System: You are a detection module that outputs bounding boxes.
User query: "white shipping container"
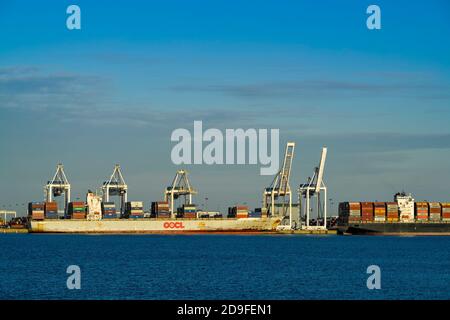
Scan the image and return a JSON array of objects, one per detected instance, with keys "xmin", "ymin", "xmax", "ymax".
[
  {"xmin": 130, "ymin": 201, "xmax": 143, "ymax": 207},
  {"xmin": 429, "ymin": 203, "xmax": 440, "ymax": 208}
]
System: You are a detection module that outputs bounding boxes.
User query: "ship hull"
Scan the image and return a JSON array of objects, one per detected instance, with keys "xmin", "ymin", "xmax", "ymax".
[
  {"xmin": 29, "ymin": 218, "xmax": 282, "ymax": 234},
  {"xmin": 338, "ymin": 222, "xmax": 450, "ymax": 235}
]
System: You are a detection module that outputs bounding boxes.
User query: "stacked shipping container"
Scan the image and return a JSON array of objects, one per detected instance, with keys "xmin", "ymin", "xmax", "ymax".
[
  {"xmin": 28, "ymin": 202, "xmax": 45, "ymax": 220},
  {"xmin": 44, "ymin": 202, "xmax": 58, "ymax": 219},
  {"xmin": 361, "ymin": 202, "xmax": 374, "ymax": 222},
  {"xmin": 151, "ymin": 201, "xmax": 170, "ymax": 218},
  {"xmin": 386, "ymin": 202, "xmax": 399, "ymax": 222},
  {"xmin": 180, "ymin": 204, "xmax": 197, "ymax": 219},
  {"xmin": 374, "ymin": 202, "xmax": 386, "ymax": 222},
  {"xmin": 125, "ymin": 201, "xmax": 144, "ymax": 218},
  {"xmin": 338, "ymin": 202, "xmax": 361, "ymax": 223},
  {"xmin": 69, "ymin": 202, "xmax": 86, "ymax": 219},
  {"xmin": 227, "ymin": 206, "xmax": 248, "ymax": 218},
  {"xmin": 348, "ymin": 202, "xmax": 361, "ymax": 223},
  {"xmin": 442, "ymin": 203, "xmax": 450, "ymax": 221},
  {"xmin": 415, "ymin": 202, "xmax": 429, "ymax": 221},
  {"xmin": 102, "ymin": 202, "xmax": 117, "ymax": 219},
  {"xmin": 429, "ymin": 202, "xmax": 441, "ymax": 221}
]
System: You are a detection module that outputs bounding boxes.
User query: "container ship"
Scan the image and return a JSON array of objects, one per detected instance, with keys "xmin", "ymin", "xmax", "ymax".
[
  {"xmin": 28, "ymin": 196, "xmax": 282, "ymax": 234},
  {"xmin": 337, "ymin": 193, "xmax": 450, "ymax": 235},
  {"xmin": 29, "ymin": 217, "xmax": 282, "ymax": 234}
]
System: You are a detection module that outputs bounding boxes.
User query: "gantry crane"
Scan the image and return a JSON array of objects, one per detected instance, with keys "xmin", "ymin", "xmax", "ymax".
[
  {"xmin": 298, "ymin": 147, "xmax": 328, "ymax": 230},
  {"xmin": 165, "ymin": 169, "xmax": 197, "ymax": 218},
  {"xmin": 263, "ymin": 142, "xmax": 295, "ymax": 228},
  {"xmin": 44, "ymin": 163, "xmax": 71, "ymax": 214},
  {"xmin": 102, "ymin": 164, "xmax": 127, "ymax": 215}
]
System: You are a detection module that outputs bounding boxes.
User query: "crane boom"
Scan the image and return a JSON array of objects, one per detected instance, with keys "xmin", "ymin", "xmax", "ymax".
[
  {"xmin": 280, "ymin": 142, "xmax": 295, "ymax": 194},
  {"xmin": 314, "ymin": 147, "xmax": 327, "ymax": 194}
]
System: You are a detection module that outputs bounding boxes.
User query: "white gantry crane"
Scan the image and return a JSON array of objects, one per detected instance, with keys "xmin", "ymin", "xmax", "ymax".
[
  {"xmin": 44, "ymin": 163, "xmax": 71, "ymax": 214},
  {"xmin": 263, "ymin": 142, "xmax": 295, "ymax": 229},
  {"xmin": 298, "ymin": 147, "xmax": 328, "ymax": 230},
  {"xmin": 165, "ymin": 169, "xmax": 197, "ymax": 218},
  {"xmin": 102, "ymin": 164, "xmax": 127, "ymax": 215}
]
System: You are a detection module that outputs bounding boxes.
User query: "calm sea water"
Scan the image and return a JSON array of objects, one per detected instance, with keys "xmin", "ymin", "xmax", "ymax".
[{"xmin": 0, "ymin": 234, "xmax": 449, "ymax": 300}]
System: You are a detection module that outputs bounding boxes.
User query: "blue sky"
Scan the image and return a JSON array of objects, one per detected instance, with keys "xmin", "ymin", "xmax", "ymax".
[{"xmin": 1, "ymin": 0, "xmax": 450, "ymax": 214}]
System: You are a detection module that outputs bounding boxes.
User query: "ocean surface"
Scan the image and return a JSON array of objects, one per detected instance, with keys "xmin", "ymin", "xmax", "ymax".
[{"xmin": 0, "ymin": 234, "xmax": 449, "ymax": 300}]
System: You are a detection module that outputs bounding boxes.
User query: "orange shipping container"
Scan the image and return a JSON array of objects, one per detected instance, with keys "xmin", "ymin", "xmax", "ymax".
[
  {"xmin": 361, "ymin": 202, "xmax": 373, "ymax": 207},
  {"xmin": 416, "ymin": 202, "xmax": 428, "ymax": 207},
  {"xmin": 71, "ymin": 213, "xmax": 86, "ymax": 219},
  {"xmin": 31, "ymin": 212, "xmax": 45, "ymax": 220},
  {"xmin": 45, "ymin": 202, "xmax": 58, "ymax": 208}
]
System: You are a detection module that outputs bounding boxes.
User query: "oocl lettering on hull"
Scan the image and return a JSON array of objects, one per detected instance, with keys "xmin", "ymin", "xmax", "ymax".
[{"xmin": 163, "ymin": 222, "xmax": 185, "ymax": 229}]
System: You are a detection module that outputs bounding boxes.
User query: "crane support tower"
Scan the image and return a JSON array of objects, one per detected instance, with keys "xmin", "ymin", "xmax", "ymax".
[
  {"xmin": 0, "ymin": 211, "xmax": 16, "ymax": 224},
  {"xmin": 44, "ymin": 163, "xmax": 71, "ymax": 214},
  {"xmin": 298, "ymin": 147, "xmax": 328, "ymax": 230},
  {"xmin": 165, "ymin": 169, "xmax": 197, "ymax": 218},
  {"xmin": 102, "ymin": 164, "xmax": 128, "ymax": 215},
  {"xmin": 263, "ymin": 142, "xmax": 295, "ymax": 229}
]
